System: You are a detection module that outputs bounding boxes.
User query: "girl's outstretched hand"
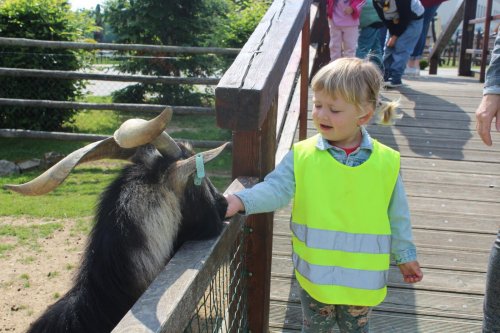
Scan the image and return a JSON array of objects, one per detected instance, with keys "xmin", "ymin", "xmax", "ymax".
[
  {"xmin": 398, "ymin": 261, "xmax": 423, "ymax": 283},
  {"xmin": 224, "ymin": 194, "xmax": 244, "ymax": 218}
]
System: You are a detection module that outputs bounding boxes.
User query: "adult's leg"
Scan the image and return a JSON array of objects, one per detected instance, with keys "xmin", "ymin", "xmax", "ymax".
[
  {"xmin": 388, "ymin": 18, "xmax": 423, "ymax": 84},
  {"xmin": 356, "ymin": 26, "xmax": 384, "ymax": 72},
  {"xmin": 342, "ymin": 26, "xmax": 359, "ymax": 58},
  {"xmin": 410, "ymin": 4, "xmax": 440, "ymax": 60},
  {"xmin": 483, "ymin": 230, "xmax": 500, "ymax": 333},
  {"xmin": 299, "ymin": 287, "xmax": 338, "ymax": 333}
]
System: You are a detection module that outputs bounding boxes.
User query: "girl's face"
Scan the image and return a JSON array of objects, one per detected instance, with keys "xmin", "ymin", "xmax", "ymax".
[{"xmin": 312, "ymin": 89, "xmax": 371, "ymax": 148}]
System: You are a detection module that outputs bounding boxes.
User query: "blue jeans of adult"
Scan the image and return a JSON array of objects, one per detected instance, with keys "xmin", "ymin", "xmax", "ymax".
[
  {"xmin": 383, "ymin": 18, "xmax": 423, "ymax": 84},
  {"xmin": 483, "ymin": 230, "xmax": 500, "ymax": 332},
  {"xmin": 356, "ymin": 25, "xmax": 384, "ymax": 72},
  {"xmin": 410, "ymin": 4, "xmax": 440, "ymax": 60}
]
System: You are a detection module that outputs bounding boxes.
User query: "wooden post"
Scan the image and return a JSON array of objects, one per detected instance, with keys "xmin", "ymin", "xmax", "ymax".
[
  {"xmin": 480, "ymin": 0, "xmax": 493, "ymax": 83},
  {"xmin": 216, "ymin": 2, "xmax": 312, "ymax": 331},
  {"xmin": 310, "ymin": 0, "xmax": 330, "ymax": 79},
  {"xmin": 300, "ymin": 9, "xmax": 310, "ymax": 141},
  {"xmin": 458, "ymin": 0, "xmax": 477, "ymax": 77},
  {"xmin": 429, "ymin": 0, "xmax": 464, "ymax": 74}
]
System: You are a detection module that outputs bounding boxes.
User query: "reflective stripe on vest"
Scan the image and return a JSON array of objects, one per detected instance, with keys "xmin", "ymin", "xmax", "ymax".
[{"xmin": 292, "ymin": 134, "xmax": 400, "ymax": 306}]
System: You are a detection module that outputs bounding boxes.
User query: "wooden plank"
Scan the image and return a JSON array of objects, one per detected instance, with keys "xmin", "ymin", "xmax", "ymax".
[
  {"xmin": 276, "ymin": 44, "xmax": 318, "ymax": 164},
  {"xmin": 269, "ymin": 302, "xmax": 482, "ymax": 332},
  {"xmin": 0, "ymin": 67, "xmax": 219, "ymax": 85},
  {"xmin": 0, "ymin": 36, "xmax": 240, "ymax": 55},
  {"xmin": 272, "ymin": 236, "xmax": 490, "ymax": 273},
  {"xmin": 270, "ymin": 257, "xmax": 486, "ymax": 295},
  {"xmin": 269, "ymin": 277, "xmax": 484, "ymax": 320},
  {"xmin": 272, "ymin": 205, "xmax": 498, "ymax": 235},
  {"xmin": 429, "ymin": 0, "xmax": 465, "ymax": 74}
]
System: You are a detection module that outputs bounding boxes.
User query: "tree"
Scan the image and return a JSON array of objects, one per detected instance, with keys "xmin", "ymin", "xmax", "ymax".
[
  {"xmin": 104, "ymin": 0, "xmax": 270, "ymax": 106},
  {"xmin": 0, "ymin": 0, "xmax": 96, "ymax": 130}
]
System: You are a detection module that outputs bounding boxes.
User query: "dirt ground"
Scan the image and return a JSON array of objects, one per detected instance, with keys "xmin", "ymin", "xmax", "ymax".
[{"xmin": 0, "ymin": 216, "xmax": 87, "ymax": 333}]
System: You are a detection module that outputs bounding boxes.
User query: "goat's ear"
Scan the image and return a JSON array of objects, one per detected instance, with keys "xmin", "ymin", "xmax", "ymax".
[
  {"xmin": 4, "ymin": 138, "xmax": 136, "ymax": 196},
  {"xmin": 167, "ymin": 142, "xmax": 229, "ymax": 195}
]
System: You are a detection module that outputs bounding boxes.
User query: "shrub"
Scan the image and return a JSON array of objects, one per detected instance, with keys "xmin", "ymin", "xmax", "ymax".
[
  {"xmin": 419, "ymin": 59, "xmax": 429, "ymax": 70},
  {"xmin": 0, "ymin": 0, "xmax": 95, "ymax": 130}
]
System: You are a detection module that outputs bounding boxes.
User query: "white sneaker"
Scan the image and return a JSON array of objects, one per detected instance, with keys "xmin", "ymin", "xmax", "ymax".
[{"xmin": 404, "ymin": 67, "xmax": 420, "ymax": 77}]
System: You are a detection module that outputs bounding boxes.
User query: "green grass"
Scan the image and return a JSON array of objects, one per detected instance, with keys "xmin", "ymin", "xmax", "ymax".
[
  {"xmin": 0, "ymin": 165, "xmax": 123, "ymax": 218},
  {"xmin": 0, "ymin": 105, "xmax": 233, "ymax": 221}
]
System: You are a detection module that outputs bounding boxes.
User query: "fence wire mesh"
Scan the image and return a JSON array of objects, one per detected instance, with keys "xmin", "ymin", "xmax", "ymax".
[{"xmin": 183, "ymin": 226, "xmax": 248, "ymax": 333}]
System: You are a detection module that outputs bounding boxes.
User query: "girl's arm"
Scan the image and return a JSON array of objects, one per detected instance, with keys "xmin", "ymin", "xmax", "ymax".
[
  {"xmin": 389, "ymin": 175, "xmax": 423, "ymax": 283},
  {"xmin": 225, "ymin": 151, "xmax": 295, "ymax": 218},
  {"xmin": 388, "ymin": 175, "xmax": 416, "ymax": 263}
]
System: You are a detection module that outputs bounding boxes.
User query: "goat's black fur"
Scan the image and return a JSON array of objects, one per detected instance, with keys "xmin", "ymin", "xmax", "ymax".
[{"xmin": 26, "ymin": 144, "xmax": 227, "ymax": 333}]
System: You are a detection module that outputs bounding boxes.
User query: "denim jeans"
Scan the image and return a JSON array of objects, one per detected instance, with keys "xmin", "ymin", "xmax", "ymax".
[
  {"xmin": 483, "ymin": 230, "xmax": 500, "ymax": 332},
  {"xmin": 356, "ymin": 25, "xmax": 384, "ymax": 72},
  {"xmin": 383, "ymin": 18, "xmax": 423, "ymax": 84},
  {"xmin": 410, "ymin": 4, "xmax": 441, "ymax": 60}
]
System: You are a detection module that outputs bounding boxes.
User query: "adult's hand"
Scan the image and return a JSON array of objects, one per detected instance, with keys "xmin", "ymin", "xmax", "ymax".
[{"xmin": 476, "ymin": 94, "xmax": 500, "ymax": 146}]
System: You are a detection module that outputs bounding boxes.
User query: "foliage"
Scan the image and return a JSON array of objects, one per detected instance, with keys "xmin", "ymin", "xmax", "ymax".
[
  {"xmin": 419, "ymin": 59, "xmax": 429, "ymax": 70},
  {"xmin": 209, "ymin": 0, "xmax": 272, "ymax": 48},
  {"xmin": 0, "ymin": 0, "xmax": 96, "ymax": 130},
  {"xmin": 103, "ymin": 0, "xmax": 270, "ymax": 106}
]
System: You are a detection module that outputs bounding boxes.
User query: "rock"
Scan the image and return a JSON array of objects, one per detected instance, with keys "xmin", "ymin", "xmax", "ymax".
[
  {"xmin": 0, "ymin": 160, "xmax": 20, "ymax": 177},
  {"xmin": 17, "ymin": 159, "xmax": 40, "ymax": 172}
]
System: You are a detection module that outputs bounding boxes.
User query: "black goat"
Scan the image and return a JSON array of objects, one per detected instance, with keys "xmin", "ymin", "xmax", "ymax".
[{"xmin": 5, "ymin": 109, "xmax": 228, "ymax": 333}]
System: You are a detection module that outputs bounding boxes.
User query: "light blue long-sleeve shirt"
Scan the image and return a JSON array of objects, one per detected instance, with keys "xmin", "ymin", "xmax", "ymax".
[{"xmin": 235, "ymin": 127, "xmax": 417, "ymax": 264}]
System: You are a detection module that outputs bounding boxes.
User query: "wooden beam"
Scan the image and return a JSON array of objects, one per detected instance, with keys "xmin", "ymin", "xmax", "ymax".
[
  {"xmin": 459, "ymin": 0, "xmax": 478, "ymax": 77},
  {"xmin": 0, "ymin": 36, "xmax": 240, "ymax": 55},
  {"xmin": 0, "ymin": 98, "xmax": 213, "ymax": 114},
  {"xmin": 0, "ymin": 67, "xmax": 219, "ymax": 85},
  {"xmin": 429, "ymin": 1, "xmax": 464, "ymax": 74}
]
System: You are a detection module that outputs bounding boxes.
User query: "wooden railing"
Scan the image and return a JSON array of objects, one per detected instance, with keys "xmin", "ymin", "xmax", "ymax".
[
  {"xmin": 112, "ymin": 0, "xmax": 325, "ymax": 331},
  {"xmin": 215, "ymin": 0, "xmax": 313, "ymax": 331},
  {"xmin": 0, "ymin": 37, "xmax": 238, "ymax": 147},
  {"xmin": 458, "ymin": 0, "xmax": 498, "ymax": 82}
]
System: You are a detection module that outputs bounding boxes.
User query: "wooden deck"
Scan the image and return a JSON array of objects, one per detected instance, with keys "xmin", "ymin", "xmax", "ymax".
[{"xmin": 268, "ymin": 71, "xmax": 500, "ymax": 332}]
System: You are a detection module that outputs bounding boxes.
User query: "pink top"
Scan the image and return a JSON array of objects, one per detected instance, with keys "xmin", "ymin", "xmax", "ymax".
[{"xmin": 327, "ymin": 0, "xmax": 366, "ymax": 27}]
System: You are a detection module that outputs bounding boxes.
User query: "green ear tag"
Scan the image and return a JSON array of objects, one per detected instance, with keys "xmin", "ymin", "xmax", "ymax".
[{"xmin": 194, "ymin": 153, "xmax": 205, "ymax": 186}]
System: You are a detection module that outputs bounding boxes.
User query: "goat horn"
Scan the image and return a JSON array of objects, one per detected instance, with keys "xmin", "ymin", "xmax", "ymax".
[
  {"xmin": 113, "ymin": 107, "xmax": 182, "ymax": 158},
  {"xmin": 171, "ymin": 142, "xmax": 230, "ymax": 178},
  {"xmin": 4, "ymin": 138, "xmax": 136, "ymax": 196}
]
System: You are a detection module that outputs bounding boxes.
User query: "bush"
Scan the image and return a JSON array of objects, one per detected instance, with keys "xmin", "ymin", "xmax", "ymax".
[
  {"xmin": 419, "ymin": 59, "xmax": 429, "ymax": 70},
  {"xmin": 0, "ymin": 0, "xmax": 95, "ymax": 130}
]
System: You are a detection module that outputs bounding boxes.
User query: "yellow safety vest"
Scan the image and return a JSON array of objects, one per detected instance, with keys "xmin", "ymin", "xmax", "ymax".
[{"xmin": 292, "ymin": 134, "xmax": 400, "ymax": 306}]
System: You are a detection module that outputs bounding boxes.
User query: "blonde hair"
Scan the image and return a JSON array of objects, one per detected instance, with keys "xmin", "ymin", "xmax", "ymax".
[{"xmin": 311, "ymin": 57, "xmax": 401, "ymax": 125}]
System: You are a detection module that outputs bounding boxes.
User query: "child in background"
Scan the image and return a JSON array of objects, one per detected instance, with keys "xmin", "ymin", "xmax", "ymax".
[
  {"xmin": 225, "ymin": 58, "xmax": 423, "ymax": 332},
  {"xmin": 373, "ymin": 0, "xmax": 424, "ymax": 88},
  {"xmin": 327, "ymin": 0, "xmax": 366, "ymax": 61},
  {"xmin": 356, "ymin": 0, "xmax": 386, "ymax": 72}
]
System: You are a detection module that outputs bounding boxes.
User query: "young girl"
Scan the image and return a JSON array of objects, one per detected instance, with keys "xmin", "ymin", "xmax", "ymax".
[
  {"xmin": 327, "ymin": 0, "xmax": 366, "ymax": 61},
  {"xmin": 225, "ymin": 58, "xmax": 423, "ymax": 332}
]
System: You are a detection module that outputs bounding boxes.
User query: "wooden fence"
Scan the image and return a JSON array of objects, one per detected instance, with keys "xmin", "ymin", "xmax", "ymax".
[
  {"xmin": 113, "ymin": 0, "xmax": 326, "ymax": 331},
  {"xmin": 1, "ymin": 0, "xmax": 327, "ymax": 330},
  {"xmin": 0, "ymin": 36, "xmax": 239, "ymax": 147}
]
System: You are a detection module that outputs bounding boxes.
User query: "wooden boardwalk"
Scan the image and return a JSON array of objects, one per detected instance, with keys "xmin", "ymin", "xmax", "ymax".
[{"xmin": 268, "ymin": 71, "xmax": 500, "ymax": 332}]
